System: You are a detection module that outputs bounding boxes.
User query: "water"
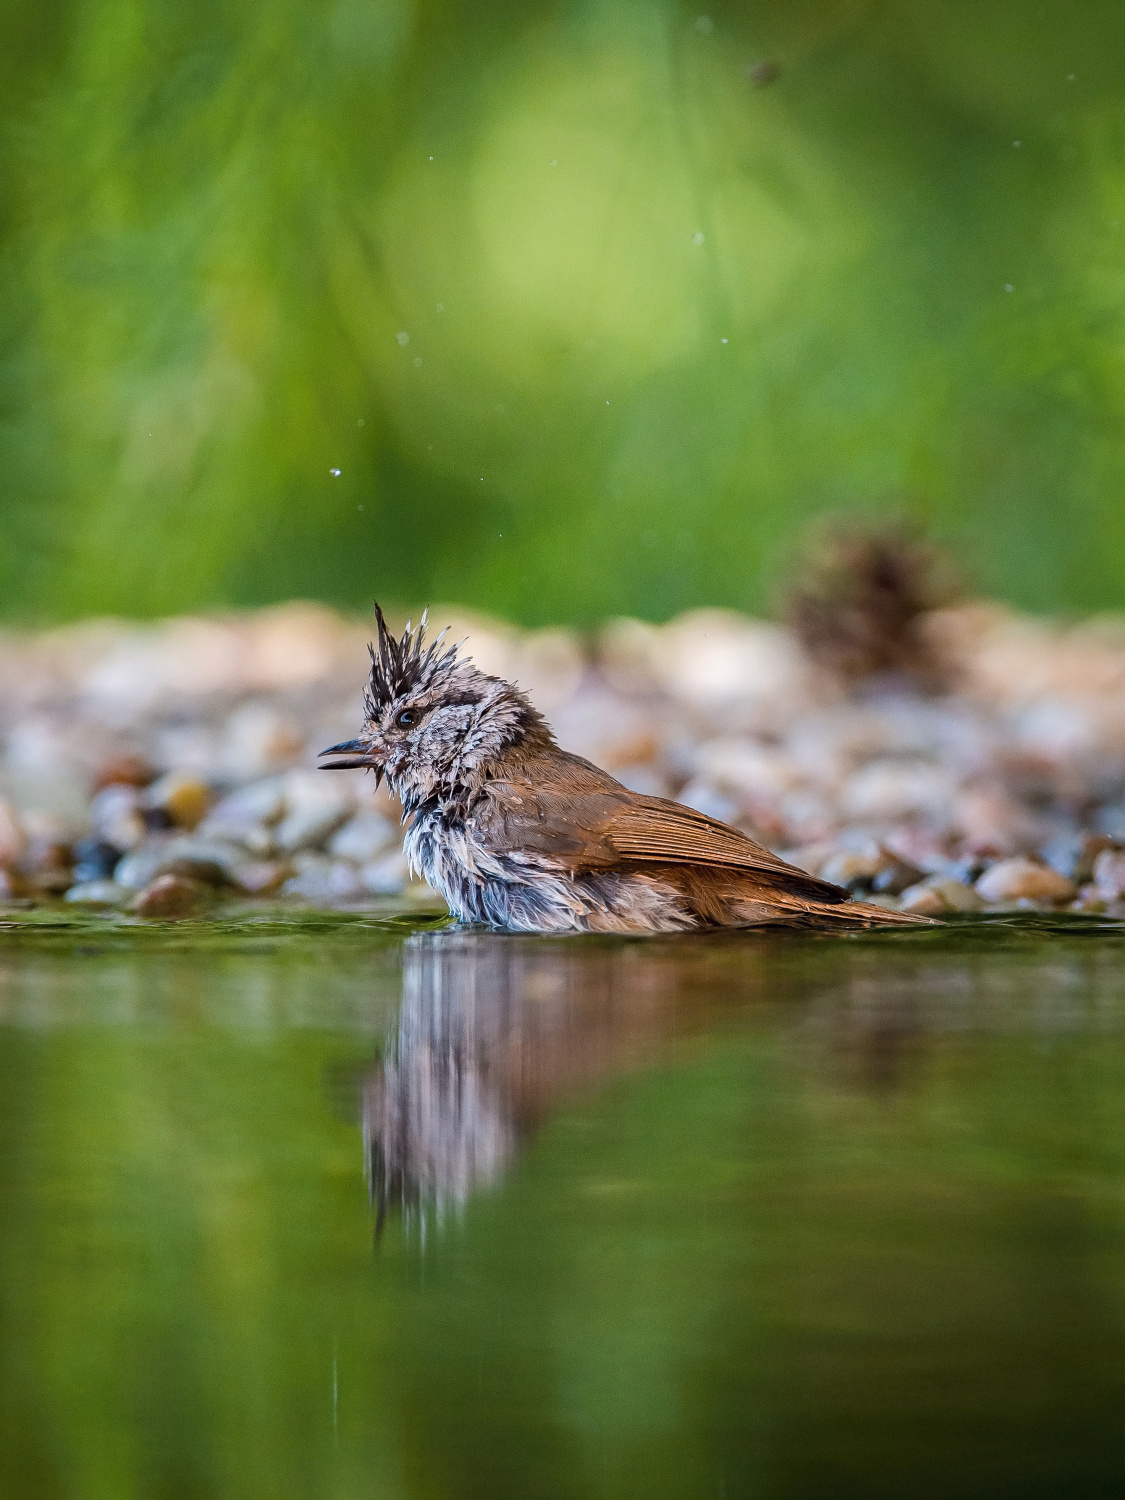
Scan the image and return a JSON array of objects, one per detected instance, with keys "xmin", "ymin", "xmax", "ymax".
[{"xmin": 1, "ymin": 910, "xmax": 1124, "ymax": 1498}]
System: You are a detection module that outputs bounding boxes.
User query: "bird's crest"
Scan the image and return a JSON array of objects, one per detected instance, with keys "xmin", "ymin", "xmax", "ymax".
[{"xmin": 366, "ymin": 605, "xmax": 462, "ymax": 715}]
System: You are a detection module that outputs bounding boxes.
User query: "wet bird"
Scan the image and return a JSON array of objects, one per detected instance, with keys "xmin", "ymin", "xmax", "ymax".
[{"xmin": 319, "ymin": 608, "xmax": 933, "ymax": 934}]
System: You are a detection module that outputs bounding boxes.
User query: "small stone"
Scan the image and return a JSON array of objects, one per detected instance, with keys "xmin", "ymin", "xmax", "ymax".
[
  {"xmin": 282, "ymin": 858, "xmax": 365, "ymax": 902},
  {"xmin": 360, "ymin": 851, "xmax": 411, "ymax": 895},
  {"xmin": 91, "ymin": 753, "xmax": 154, "ymax": 791},
  {"xmin": 0, "ymin": 868, "xmax": 29, "ymax": 901},
  {"xmin": 1040, "ymin": 832, "xmax": 1115, "ymax": 883},
  {"xmin": 142, "ymin": 771, "xmax": 212, "ymax": 830},
  {"xmin": 232, "ymin": 860, "xmax": 292, "ymax": 895},
  {"xmin": 273, "ymin": 771, "xmax": 353, "ymax": 852},
  {"xmin": 1094, "ymin": 805, "xmax": 1125, "ymax": 841},
  {"xmin": 112, "ymin": 843, "xmax": 173, "ymax": 891},
  {"xmin": 0, "ymin": 797, "xmax": 27, "ymax": 868},
  {"xmin": 328, "ymin": 811, "xmax": 399, "ymax": 863},
  {"xmin": 1071, "ymin": 890, "xmax": 1109, "ymax": 913},
  {"xmin": 899, "ymin": 883, "xmax": 949, "ymax": 916},
  {"xmin": 923, "ymin": 876, "xmax": 983, "ymax": 912},
  {"xmin": 219, "ymin": 702, "xmax": 304, "ymax": 779},
  {"xmin": 88, "ymin": 784, "xmax": 147, "ymax": 850},
  {"xmin": 975, "ymin": 857, "xmax": 1077, "ymax": 906},
  {"xmin": 842, "ymin": 760, "xmax": 957, "ymax": 824},
  {"xmin": 65, "ymin": 880, "xmax": 130, "ymax": 906},
  {"xmin": 19, "ymin": 835, "xmax": 74, "ymax": 893},
  {"xmin": 819, "ymin": 849, "xmax": 884, "ymax": 891},
  {"xmin": 871, "ymin": 858, "xmax": 925, "ymax": 895},
  {"xmin": 1092, "ymin": 849, "xmax": 1125, "ymax": 900},
  {"xmin": 133, "ymin": 874, "xmax": 207, "ymax": 919},
  {"xmin": 113, "ymin": 836, "xmax": 241, "ymax": 890},
  {"xmin": 71, "ymin": 836, "xmax": 123, "ymax": 883},
  {"xmin": 196, "ymin": 778, "xmax": 284, "ymax": 854}
]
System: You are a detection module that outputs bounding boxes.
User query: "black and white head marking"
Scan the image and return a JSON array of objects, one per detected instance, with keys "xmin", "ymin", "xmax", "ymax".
[{"xmin": 321, "ymin": 605, "xmax": 549, "ymax": 805}]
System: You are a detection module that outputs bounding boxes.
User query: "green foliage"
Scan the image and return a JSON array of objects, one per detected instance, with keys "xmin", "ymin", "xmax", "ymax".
[{"xmin": 3, "ymin": 0, "xmax": 1125, "ymax": 622}]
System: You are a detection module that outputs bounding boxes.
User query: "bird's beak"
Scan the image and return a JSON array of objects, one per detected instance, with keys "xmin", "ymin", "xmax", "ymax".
[{"xmin": 318, "ymin": 739, "xmax": 384, "ymax": 787}]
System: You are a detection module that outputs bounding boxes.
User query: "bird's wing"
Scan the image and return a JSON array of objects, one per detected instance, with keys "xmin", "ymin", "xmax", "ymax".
[{"xmin": 479, "ymin": 767, "xmax": 846, "ymax": 903}]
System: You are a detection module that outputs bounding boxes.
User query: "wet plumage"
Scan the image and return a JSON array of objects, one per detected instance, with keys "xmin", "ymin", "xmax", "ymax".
[{"xmin": 319, "ymin": 608, "xmax": 933, "ymax": 934}]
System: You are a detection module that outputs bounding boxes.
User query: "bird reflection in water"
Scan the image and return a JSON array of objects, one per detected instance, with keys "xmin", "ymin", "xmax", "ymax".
[
  {"xmin": 359, "ymin": 926, "xmax": 943, "ymax": 1233},
  {"xmin": 361, "ymin": 930, "xmax": 721, "ymax": 1233}
]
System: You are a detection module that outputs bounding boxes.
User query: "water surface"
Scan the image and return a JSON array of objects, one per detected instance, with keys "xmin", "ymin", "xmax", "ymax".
[{"xmin": 1, "ymin": 910, "xmax": 1124, "ymax": 1498}]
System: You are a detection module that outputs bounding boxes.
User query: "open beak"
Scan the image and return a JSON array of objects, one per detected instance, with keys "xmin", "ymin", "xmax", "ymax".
[{"xmin": 318, "ymin": 739, "xmax": 383, "ymax": 787}]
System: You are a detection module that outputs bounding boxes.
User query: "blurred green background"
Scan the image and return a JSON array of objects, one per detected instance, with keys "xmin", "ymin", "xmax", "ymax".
[{"xmin": 3, "ymin": 0, "xmax": 1125, "ymax": 626}]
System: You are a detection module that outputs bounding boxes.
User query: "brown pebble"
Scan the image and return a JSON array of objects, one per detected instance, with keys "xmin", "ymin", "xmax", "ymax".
[
  {"xmin": 92, "ymin": 753, "xmax": 155, "ymax": 792},
  {"xmin": 132, "ymin": 874, "xmax": 206, "ymax": 919},
  {"xmin": 899, "ymin": 883, "xmax": 949, "ymax": 916},
  {"xmin": 975, "ymin": 857, "xmax": 1077, "ymax": 906},
  {"xmin": 0, "ymin": 868, "xmax": 29, "ymax": 901}
]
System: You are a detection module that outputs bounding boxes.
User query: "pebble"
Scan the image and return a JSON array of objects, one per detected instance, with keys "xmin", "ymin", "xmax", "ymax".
[
  {"xmin": 133, "ymin": 874, "xmax": 208, "ymax": 919},
  {"xmin": 88, "ymin": 784, "xmax": 147, "ymax": 851},
  {"xmin": 71, "ymin": 837, "xmax": 124, "ymax": 883},
  {"xmin": 65, "ymin": 880, "xmax": 130, "ymax": 906},
  {"xmin": 282, "ymin": 857, "xmax": 365, "ymax": 902},
  {"xmin": 1092, "ymin": 849, "xmax": 1125, "ymax": 900},
  {"xmin": 91, "ymin": 753, "xmax": 154, "ymax": 792},
  {"xmin": 113, "ymin": 836, "xmax": 243, "ymax": 890},
  {"xmin": 327, "ymin": 811, "xmax": 399, "ymax": 863},
  {"xmin": 899, "ymin": 875, "xmax": 983, "ymax": 914},
  {"xmin": 141, "ymin": 771, "xmax": 212, "ymax": 830},
  {"xmin": 359, "ymin": 851, "xmax": 411, "ymax": 895},
  {"xmin": 0, "ymin": 797, "xmax": 27, "ymax": 867},
  {"xmin": 899, "ymin": 883, "xmax": 949, "ymax": 916},
  {"xmin": 819, "ymin": 849, "xmax": 885, "ymax": 891},
  {"xmin": 974, "ymin": 858, "xmax": 1077, "ymax": 906},
  {"xmin": 273, "ymin": 771, "xmax": 353, "ymax": 852}
]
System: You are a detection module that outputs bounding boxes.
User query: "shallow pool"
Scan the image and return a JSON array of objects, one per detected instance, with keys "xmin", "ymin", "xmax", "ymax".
[{"xmin": 1, "ymin": 909, "xmax": 1123, "ymax": 1498}]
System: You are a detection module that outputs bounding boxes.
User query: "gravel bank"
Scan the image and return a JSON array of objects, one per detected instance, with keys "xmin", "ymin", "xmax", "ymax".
[{"xmin": 3, "ymin": 600, "xmax": 1125, "ymax": 919}]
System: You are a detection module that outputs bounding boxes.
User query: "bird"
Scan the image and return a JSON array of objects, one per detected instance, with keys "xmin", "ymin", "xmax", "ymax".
[{"xmin": 319, "ymin": 607, "xmax": 934, "ymax": 935}]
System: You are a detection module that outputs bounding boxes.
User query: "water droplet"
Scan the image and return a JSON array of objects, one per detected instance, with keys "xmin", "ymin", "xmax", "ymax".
[
  {"xmin": 1013, "ymin": 140, "xmax": 1021, "ymax": 148},
  {"xmin": 435, "ymin": 302, "xmax": 444, "ymax": 312},
  {"xmin": 414, "ymin": 357, "xmax": 422, "ymax": 367},
  {"xmin": 357, "ymin": 418, "xmax": 365, "ymax": 427},
  {"xmin": 396, "ymin": 331, "xmax": 410, "ymax": 346},
  {"xmin": 330, "ymin": 468, "xmax": 342, "ymax": 476},
  {"xmin": 550, "ymin": 159, "xmax": 558, "ymax": 167},
  {"xmin": 428, "ymin": 155, "xmax": 434, "ymax": 161},
  {"xmin": 1004, "ymin": 284, "xmax": 1014, "ymax": 293},
  {"xmin": 692, "ymin": 231, "xmax": 705, "ymax": 245},
  {"xmin": 357, "ymin": 504, "xmax": 364, "ymax": 511},
  {"xmin": 1067, "ymin": 73, "xmax": 1076, "ymax": 82},
  {"xmin": 721, "ymin": 337, "xmax": 728, "ymax": 344},
  {"xmin": 695, "ymin": 15, "xmax": 714, "ymax": 33}
]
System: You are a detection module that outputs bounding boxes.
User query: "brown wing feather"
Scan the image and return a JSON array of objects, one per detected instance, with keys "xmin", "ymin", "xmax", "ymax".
[
  {"xmin": 481, "ymin": 754, "xmax": 847, "ymax": 905},
  {"xmin": 604, "ymin": 795, "xmax": 848, "ymax": 902}
]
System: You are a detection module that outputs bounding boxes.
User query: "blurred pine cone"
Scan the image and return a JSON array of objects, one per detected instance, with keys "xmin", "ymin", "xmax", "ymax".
[{"xmin": 784, "ymin": 517, "xmax": 962, "ymax": 688}]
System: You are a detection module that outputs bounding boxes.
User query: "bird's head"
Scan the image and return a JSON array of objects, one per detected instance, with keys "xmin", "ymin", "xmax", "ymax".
[{"xmin": 318, "ymin": 605, "xmax": 550, "ymax": 803}]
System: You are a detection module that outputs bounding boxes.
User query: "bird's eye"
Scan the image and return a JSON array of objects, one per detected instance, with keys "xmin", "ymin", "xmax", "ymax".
[{"xmin": 397, "ymin": 710, "xmax": 415, "ymax": 728}]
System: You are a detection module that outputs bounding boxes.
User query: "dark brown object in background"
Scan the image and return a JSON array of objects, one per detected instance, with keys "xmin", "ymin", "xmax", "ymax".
[
  {"xmin": 747, "ymin": 59, "xmax": 781, "ymax": 87},
  {"xmin": 784, "ymin": 516, "xmax": 962, "ymax": 688}
]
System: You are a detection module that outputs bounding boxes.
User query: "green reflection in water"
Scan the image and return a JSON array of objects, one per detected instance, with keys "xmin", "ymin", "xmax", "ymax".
[{"xmin": 1, "ymin": 914, "xmax": 1124, "ymax": 1498}]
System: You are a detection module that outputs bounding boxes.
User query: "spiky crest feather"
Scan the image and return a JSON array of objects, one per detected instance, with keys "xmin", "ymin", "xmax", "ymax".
[{"xmin": 365, "ymin": 605, "xmax": 463, "ymax": 716}]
